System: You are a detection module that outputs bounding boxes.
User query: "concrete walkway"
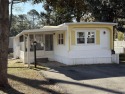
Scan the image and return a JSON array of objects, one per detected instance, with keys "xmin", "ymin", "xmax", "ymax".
[{"xmin": 41, "ymin": 64, "xmax": 125, "ymax": 94}]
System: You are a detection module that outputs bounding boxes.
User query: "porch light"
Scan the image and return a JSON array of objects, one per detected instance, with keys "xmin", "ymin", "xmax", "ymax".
[
  {"xmin": 103, "ymin": 31, "xmax": 106, "ymax": 34},
  {"xmin": 33, "ymin": 41, "xmax": 37, "ymax": 68}
]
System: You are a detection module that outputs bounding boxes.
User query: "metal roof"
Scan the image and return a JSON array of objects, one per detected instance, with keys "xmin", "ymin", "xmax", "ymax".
[{"xmin": 15, "ymin": 22, "xmax": 117, "ymax": 38}]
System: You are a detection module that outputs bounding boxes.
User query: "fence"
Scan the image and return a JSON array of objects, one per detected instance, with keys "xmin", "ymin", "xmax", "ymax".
[{"xmin": 114, "ymin": 41, "xmax": 125, "ymax": 54}]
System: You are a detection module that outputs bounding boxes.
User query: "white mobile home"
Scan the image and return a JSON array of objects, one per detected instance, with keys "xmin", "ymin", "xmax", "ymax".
[{"xmin": 13, "ymin": 22, "xmax": 118, "ymax": 65}]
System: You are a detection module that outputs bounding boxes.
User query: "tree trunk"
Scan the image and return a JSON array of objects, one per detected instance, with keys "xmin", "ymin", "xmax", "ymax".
[
  {"xmin": 0, "ymin": 0, "xmax": 9, "ymax": 87},
  {"xmin": 76, "ymin": 14, "xmax": 81, "ymax": 22}
]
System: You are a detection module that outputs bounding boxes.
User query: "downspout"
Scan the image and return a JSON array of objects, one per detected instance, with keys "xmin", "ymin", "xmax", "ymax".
[
  {"xmin": 68, "ymin": 26, "xmax": 71, "ymax": 52},
  {"xmin": 112, "ymin": 26, "xmax": 115, "ymax": 54}
]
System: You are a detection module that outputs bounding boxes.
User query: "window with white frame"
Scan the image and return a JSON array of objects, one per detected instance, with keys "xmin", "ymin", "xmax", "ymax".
[
  {"xmin": 76, "ymin": 31, "xmax": 95, "ymax": 44},
  {"xmin": 58, "ymin": 33, "xmax": 64, "ymax": 45},
  {"xmin": 77, "ymin": 32, "xmax": 85, "ymax": 44},
  {"xmin": 87, "ymin": 32, "xmax": 95, "ymax": 43}
]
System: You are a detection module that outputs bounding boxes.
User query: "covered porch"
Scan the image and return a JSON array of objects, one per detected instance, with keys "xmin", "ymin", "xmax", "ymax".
[
  {"xmin": 21, "ymin": 32, "xmax": 54, "ymax": 64},
  {"xmin": 13, "ymin": 25, "xmax": 67, "ymax": 64}
]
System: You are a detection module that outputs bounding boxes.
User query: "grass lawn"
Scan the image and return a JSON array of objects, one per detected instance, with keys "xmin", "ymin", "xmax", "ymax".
[{"xmin": 0, "ymin": 59, "xmax": 65, "ymax": 94}]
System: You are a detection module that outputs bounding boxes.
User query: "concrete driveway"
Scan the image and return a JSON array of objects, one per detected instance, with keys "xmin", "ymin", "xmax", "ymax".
[{"xmin": 41, "ymin": 63, "xmax": 125, "ymax": 94}]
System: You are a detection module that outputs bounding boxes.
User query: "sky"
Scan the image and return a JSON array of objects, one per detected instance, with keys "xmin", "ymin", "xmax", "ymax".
[{"xmin": 10, "ymin": 1, "xmax": 45, "ymax": 15}]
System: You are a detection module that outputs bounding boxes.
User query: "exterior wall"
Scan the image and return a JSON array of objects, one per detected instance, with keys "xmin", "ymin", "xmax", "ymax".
[
  {"xmin": 54, "ymin": 24, "xmax": 114, "ymax": 65},
  {"xmin": 9, "ymin": 37, "xmax": 14, "ymax": 53},
  {"xmin": 53, "ymin": 30, "xmax": 70, "ymax": 64},
  {"xmin": 13, "ymin": 37, "xmax": 20, "ymax": 58},
  {"xmin": 25, "ymin": 51, "xmax": 54, "ymax": 63},
  {"xmin": 68, "ymin": 24, "xmax": 113, "ymax": 50},
  {"xmin": 9, "ymin": 37, "xmax": 14, "ymax": 48},
  {"xmin": 20, "ymin": 51, "xmax": 25, "ymax": 61},
  {"xmin": 14, "ymin": 23, "xmax": 115, "ymax": 65},
  {"xmin": 112, "ymin": 54, "xmax": 119, "ymax": 64},
  {"xmin": 13, "ymin": 37, "xmax": 25, "ymax": 62},
  {"xmin": 19, "ymin": 42, "xmax": 25, "ymax": 62}
]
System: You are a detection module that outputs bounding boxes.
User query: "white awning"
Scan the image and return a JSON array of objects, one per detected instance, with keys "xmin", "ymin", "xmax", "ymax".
[{"xmin": 15, "ymin": 25, "xmax": 67, "ymax": 37}]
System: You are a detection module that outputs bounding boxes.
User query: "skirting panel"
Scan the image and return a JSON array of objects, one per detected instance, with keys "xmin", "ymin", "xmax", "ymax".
[{"xmin": 54, "ymin": 55, "xmax": 112, "ymax": 65}]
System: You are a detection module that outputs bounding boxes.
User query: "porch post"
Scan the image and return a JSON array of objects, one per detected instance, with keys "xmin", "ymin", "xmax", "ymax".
[
  {"xmin": 23, "ymin": 34, "xmax": 25, "ymax": 63},
  {"xmin": 13, "ymin": 37, "xmax": 16, "ymax": 58},
  {"xmin": 33, "ymin": 34, "xmax": 36, "ymax": 62},
  {"xmin": 27, "ymin": 34, "xmax": 30, "ymax": 67}
]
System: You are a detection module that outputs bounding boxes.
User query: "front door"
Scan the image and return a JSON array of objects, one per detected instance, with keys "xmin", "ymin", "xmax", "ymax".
[{"xmin": 45, "ymin": 34, "xmax": 53, "ymax": 51}]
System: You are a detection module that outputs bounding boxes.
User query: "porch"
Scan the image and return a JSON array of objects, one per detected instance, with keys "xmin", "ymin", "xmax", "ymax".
[
  {"xmin": 13, "ymin": 25, "xmax": 67, "ymax": 64},
  {"xmin": 21, "ymin": 32, "xmax": 54, "ymax": 63}
]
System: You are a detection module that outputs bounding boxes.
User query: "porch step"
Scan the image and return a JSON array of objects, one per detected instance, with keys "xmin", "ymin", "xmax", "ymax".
[
  {"xmin": 119, "ymin": 54, "xmax": 125, "ymax": 64},
  {"xmin": 36, "ymin": 58, "xmax": 48, "ymax": 63}
]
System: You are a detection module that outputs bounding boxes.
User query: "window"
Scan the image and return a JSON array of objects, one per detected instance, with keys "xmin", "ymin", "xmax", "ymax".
[
  {"xmin": 87, "ymin": 32, "xmax": 95, "ymax": 43},
  {"xmin": 77, "ymin": 32, "xmax": 85, "ymax": 44},
  {"xmin": 19, "ymin": 35, "xmax": 23, "ymax": 42},
  {"xmin": 58, "ymin": 33, "xmax": 64, "ymax": 45},
  {"xmin": 45, "ymin": 34, "xmax": 53, "ymax": 51},
  {"xmin": 76, "ymin": 31, "xmax": 95, "ymax": 44},
  {"xmin": 35, "ymin": 34, "xmax": 44, "ymax": 50},
  {"xmin": 25, "ymin": 34, "xmax": 44, "ymax": 51}
]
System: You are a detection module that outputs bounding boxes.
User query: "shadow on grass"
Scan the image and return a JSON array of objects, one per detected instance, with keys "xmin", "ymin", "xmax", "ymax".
[
  {"xmin": 0, "ymin": 85, "xmax": 23, "ymax": 94},
  {"xmin": 8, "ymin": 67, "xmax": 27, "ymax": 68},
  {"xmin": 7, "ymin": 64, "xmax": 125, "ymax": 94},
  {"xmin": 1, "ymin": 72, "xmax": 123, "ymax": 94},
  {"xmin": 8, "ymin": 74, "xmax": 64, "ymax": 94}
]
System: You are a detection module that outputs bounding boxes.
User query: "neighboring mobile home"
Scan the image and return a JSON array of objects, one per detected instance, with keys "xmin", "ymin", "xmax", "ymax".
[{"xmin": 13, "ymin": 22, "xmax": 119, "ymax": 65}]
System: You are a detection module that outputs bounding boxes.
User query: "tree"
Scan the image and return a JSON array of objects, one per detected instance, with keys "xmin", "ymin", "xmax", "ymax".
[
  {"xmin": 9, "ymin": 0, "xmax": 27, "ymax": 30},
  {"xmin": 85, "ymin": 0, "xmax": 125, "ymax": 23},
  {"xmin": 0, "ymin": 0, "xmax": 9, "ymax": 87},
  {"xmin": 27, "ymin": 9, "xmax": 39, "ymax": 29},
  {"xmin": 10, "ymin": 15, "xmax": 19, "ymax": 36},
  {"xmin": 34, "ymin": 0, "xmax": 87, "ymax": 23},
  {"xmin": 117, "ymin": 32, "xmax": 124, "ymax": 41},
  {"xmin": 10, "ymin": 14, "xmax": 30, "ymax": 36},
  {"xmin": 80, "ymin": 13, "xmax": 95, "ymax": 22},
  {"xmin": 84, "ymin": 0, "xmax": 125, "ymax": 38}
]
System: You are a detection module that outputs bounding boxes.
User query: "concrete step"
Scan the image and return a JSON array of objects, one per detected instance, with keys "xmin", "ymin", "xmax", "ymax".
[
  {"xmin": 119, "ymin": 61, "xmax": 125, "ymax": 64},
  {"xmin": 119, "ymin": 54, "xmax": 125, "ymax": 57},
  {"xmin": 36, "ymin": 58, "xmax": 48, "ymax": 63},
  {"xmin": 119, "ymin": 57, "xmax": 125, "ymax": 61},
  {"xmin": 119, "ymin": 54, "xmax": 125, "ymax": 64}
]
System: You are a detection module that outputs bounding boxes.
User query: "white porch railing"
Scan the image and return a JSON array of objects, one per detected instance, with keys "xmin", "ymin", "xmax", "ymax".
[
  {"xmin": 114, "ymin": 41, "xmax": 125, "ymax": 53},
  {"xmin": 114, "ymin": 41, "xmax": 125, "ymax": 47}
]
